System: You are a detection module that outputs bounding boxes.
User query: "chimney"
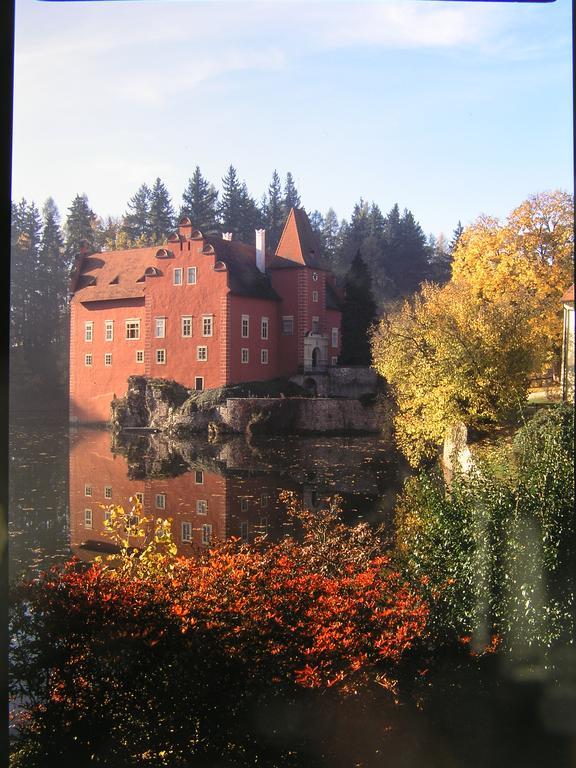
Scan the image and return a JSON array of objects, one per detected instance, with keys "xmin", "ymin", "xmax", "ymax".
[
  {"xmin": 222, "ymin": 232, "xmax": 233, "ymax": 241},
  {"xmin": 255, "ymin": 229, "xmax": 266, "ymax": 273}
]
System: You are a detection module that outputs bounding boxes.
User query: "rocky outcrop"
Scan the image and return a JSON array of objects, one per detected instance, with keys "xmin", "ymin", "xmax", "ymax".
[{"xmin": 112, "ymin": 376, "xmax": 393, "ymax": 437}]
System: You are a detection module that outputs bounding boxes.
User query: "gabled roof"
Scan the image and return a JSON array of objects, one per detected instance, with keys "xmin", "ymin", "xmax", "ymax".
[{"xmin": 273, "ymin": 208, "xmax": 322, "ymax": 269}]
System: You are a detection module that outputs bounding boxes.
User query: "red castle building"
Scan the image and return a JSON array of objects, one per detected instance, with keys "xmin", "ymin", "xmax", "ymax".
[{"xmin": 70, "ymin": 208, "xmax": 342, "ymax": 423}]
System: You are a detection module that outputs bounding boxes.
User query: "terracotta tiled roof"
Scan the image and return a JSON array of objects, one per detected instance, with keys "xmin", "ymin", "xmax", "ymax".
[
  {"xmin": 275, "ymin": 208, "xmax": 323, "ymax": 268},
  {"xmin": 561, "ymin": 284, "xmax": 574, "ymax": 302},
  {"xmin": 71, "ymin": 245, "xmax": 162, "ymax": 302}
]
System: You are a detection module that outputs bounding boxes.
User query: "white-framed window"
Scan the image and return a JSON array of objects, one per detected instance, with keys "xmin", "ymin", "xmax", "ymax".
[
  {"xmin": 202, "ymin": 316, "xmax": 213, "ymax": 337},
  {"xmin": 104, "ymin": 486, "xmax": 112, "ymax": 500},
  {"xmin": 196, "ymin": 499, "xmax": 208, "ymax": 515},
  {"xmin": 84, "ymin": 509, "xmax": 93, "ymax": 528},
  {"xmin": 331, "ymin": 327, "xmax": 339, "ymax": 347},
  {"xmin": 105, "ymin": 320, "xmax": 114, "ymax": 341},
  {"xmin": 260, "ymin": 494, "xmax": 269, "ymax": 507},
  {"xmin": 182, "ymin": 522, "xmax": 193, "ymax": 543},
  {"xmin": 173, "ymin": 267, "xmax": 183, "ymax": 285},
  {"xmin": 241, "ymin": 314, "xmax": 250, "ymax": 338},
  {"xmin": 241, "ymin": 348, "xmax": 249, "ymax": 364},
  {"xmin": 84, "ymin": 353, "xmax": 93, "ymax": 366},
  {"xmin": 261, "ymin": 317, "xmax": 269, "ymax": 340},
  {"xmin": 331, "ymin": 356, "xmax": 338, "ymax": 366},
  {"xmin": 84, "ymin": 321, "xmax": 93, "ymax": 342},
  {"xmin": 182, "ymin": 316, "xmax": 192, "ymax": 337},
  {"xmin": 104, "ymin": 508, "xmax": 112, "ymax": 522},
  {"xmin": 187, "ymin": 266, "xmax": 197, "ymax": 285},
  {"xmin": 240, "ymin": 498, "xmax": 249, "ymax": 512},
  {"xmin": 261, "ymin": 349, "xmax": 268, "ymax": 364},
  {"xmin": 135, "ymin": 492, "xmax": 144, "ymax": 505},
  {"xmin": 240, "ymin": 521, "xmax": 249, "ymax": 541},
  {"xmin": 155, "ymin": 317, "xmax": 166, "ymax": 338},
  {"xmin": 194, "ymin": 377, "xmax": 204, "ymax": 391},
  {"xmin": 104, "ymin": 353, "xmax": 112, "ymax": 367},
  {"xmin": 126, "ymin": 319, "xmax": 140, "ymax": 340},
  {"xmin": 155, "ymin": 493, "xmax": 166, "ymax": 509},
  {"xmin": 136, "ymin": 350, "xmax": 144, "ymax": 363},
  {"xmin": 312, "ymin": 317, "xmax": 319, "ymax": 333},
  {"xmin": 156, "ymin": 349, "xmax": 166, "ymax": 364},
  {"xmin": 282, "ymin": 316, "xmax": 294, "ymax": 335},
  {"xmin": 312, "ymin": 272, "xmax": 318, "ymax": 281},
  {"xmin": 197, "ymin": 346, "xmax": 208, "ymax": 362},
  {"xmin": 201, "ymin": 523, "xmax": 212, "ymax": 545},
  {"xmin": 195, "ymin": 470, "xmax": 204, "ymax": 485},
  {"xmin": 84, "ymin": 484, "xmax": 92, "ymax": 497},
  {"xmin": 312, "ymin": 290, "xmax": 319, "ymax": 303}
]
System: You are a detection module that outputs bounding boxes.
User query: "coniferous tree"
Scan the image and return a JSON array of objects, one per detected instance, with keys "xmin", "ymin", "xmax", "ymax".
[
  {"xmin": 337, "ymin": 199, "xmax": 372, "ymax": 271},
  {"xmin": 65, "ymin": 194, "xmax": 98, "ymax": 261},
  {"xmin": 382, "ymin": 204, "xmax": 429, "ymax": 297},
  {"xmin": 10, "ymin": 199, "xmax": 40, "ymax": 351},
  {"xmin": 219, "ymin": 165, "xmax": 244, "ymax": 237},
  {"xmin": 396, "ymin": 209, "xmax": 429, "ymax": 294},
  {"xmin": 321, "ymin": 208, "xmax": 342, "ymax": 270},
  {"xmin": 38, "ymin": 198, "xmax": 66, "ymax": 347},
  {"xmin": 339, "ymin": 251, "xmax": 377, "ymax": 366},
  {"xmin": 449, "ymin": 220, "xmax": 464, "ymax": 253},
  {"xmin": 180, "ymin": 167, "xmax": 219, "ymax": 233},
  {"xmin": 265, "ymin": 170, "xmax": 284, "ymax": 251},
  {"xmin": 282, "ymin": 172, "xmax": 301, "ymax": 217},
  {"xmin": 122, "ymin": 184, "xmax": 152, "ymax": 246},
  {"xmin": 237, "ymin": 183, "xmax": 263, "ymax": 244},
  {"xmin": 149, "ymin": 178, "xmax": 174, "ymax": 244}
]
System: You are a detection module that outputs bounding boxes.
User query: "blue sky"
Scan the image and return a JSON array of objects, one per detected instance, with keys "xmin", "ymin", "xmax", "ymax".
[{"xmin": 12, "ymin": 0, "xmax": 573, "ymax": 240}]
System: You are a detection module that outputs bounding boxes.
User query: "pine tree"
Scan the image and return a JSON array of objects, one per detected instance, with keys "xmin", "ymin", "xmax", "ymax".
[
  {"xmin": 282, "ymin": 172, "xmax": 301, "ymax": 218},
  {"xmin": 38, "ymin": 198, "xmax": 66, "ymax": 347},
  {"xmin": 449, "ymin": 220, "xmax": 464, "ymax": 253},
  {"xmin": 180, "ymin": 167, "xmax": 219, "ymax": 234},
  {"xmin": 382, "ymin": 205, "xmax": 428, "ymax": 297},
  {"xmin": 237, "ymin": 183, "xmax": 263, "ymax": 244},
  {"xmin": 122, "ymin": 184, "xmax": 152, "ymax": 246},
  {"xmin": 149, "ymin": 178, "xmax": 175, "ymax": 245},
  {"xmin": 265, "ymin": 170, "xmax": 284, "ymax": 251},
  {"xmin": 10, "ymin": 199, "xmax": 38, "ymax": 350},
  {"xmin": 65, "ymin": 194, "xmax": 98, "ymax": 261},
  {"xmin": 339, "ymin": 251, "xmax": 378, "ymax": 366},
  {"xmin": 219, "ymin": 165, "xmax": 244, "ymax": 237},
  {"xmin": 320, "ymin": 209, "xmax": 339, "ymax": 265}
]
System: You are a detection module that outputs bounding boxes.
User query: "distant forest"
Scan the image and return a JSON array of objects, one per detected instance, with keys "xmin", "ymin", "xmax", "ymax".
[{"xmin": 10, "ymin": 165, "xmax": 462, "ymax": 408}]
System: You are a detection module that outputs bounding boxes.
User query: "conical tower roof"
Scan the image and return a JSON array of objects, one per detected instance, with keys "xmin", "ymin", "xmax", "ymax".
[{"xmin": 273, "ymin": 208, "xmax": 322, "ymax": 268}]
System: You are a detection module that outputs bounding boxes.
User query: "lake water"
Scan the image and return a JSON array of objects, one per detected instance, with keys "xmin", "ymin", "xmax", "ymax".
[
  {"xmin": 9, "ymin": 415, "xmax": 576, "ymax": 767},
  {"xmin": 8, "ymin": 416, "xmax": 410, "ymax": 578}
]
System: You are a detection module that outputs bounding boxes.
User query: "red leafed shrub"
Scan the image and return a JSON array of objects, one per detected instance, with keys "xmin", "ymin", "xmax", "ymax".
[{"xmin": 10, "ymin": 495, "xmax": 428, "ymax": 767}]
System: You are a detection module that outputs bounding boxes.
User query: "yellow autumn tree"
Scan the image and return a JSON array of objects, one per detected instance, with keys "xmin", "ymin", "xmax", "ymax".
[
  {"xmin": 371, "ymin": 281, "xmax": 538, "ymax": 466},
  {"xmin": 452, "ymin": 190, "xmax": 574, "ymax": 370}
]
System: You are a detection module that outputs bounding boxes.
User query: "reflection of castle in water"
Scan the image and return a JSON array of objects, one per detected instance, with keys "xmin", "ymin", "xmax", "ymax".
[{"xmin": 70, "ymin": 429, "xmax": 407, "ymax": 559}]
